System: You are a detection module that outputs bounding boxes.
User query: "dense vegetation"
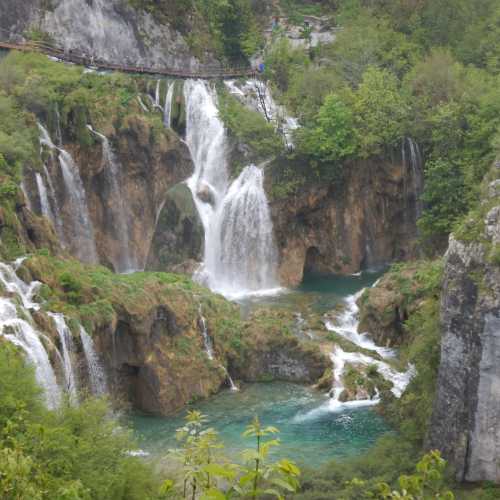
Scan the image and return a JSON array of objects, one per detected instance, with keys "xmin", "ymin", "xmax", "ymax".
[{"xmin": 262, "ymin": 0, "xmax": 500, "ymax": 253}]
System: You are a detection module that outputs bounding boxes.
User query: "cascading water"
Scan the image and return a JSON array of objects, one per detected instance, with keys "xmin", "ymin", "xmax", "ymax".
[
  {"xmin": 184, "ymin": 80, "xmax": 280, "ymax": 298},
  {"xmin": 49, "ymin": 313, "xmax": 79, "ymax": 404},
  {"xmin": 79, "ymin": 326, "xmax": 108, "ymax": 396},
  {"xmin": 225, "ymin": 79, "xmax": 298, "ymax": 149},
  {"xmin": 402, "ymin": 137, "xmax": 424, "ymax": 221},
  {"xmin": 37, "ymin": 123, "xmax": 98, "ymax": 263},
  {"xmin": 87, "ymin": 126, "xmax": 135, "ymax": 272},
  {"xmin": 0, "ymin": 261, "xmax": 62, "ymax": 408},
  {"xmin": 164, "ymin": 81, "xmax": 175, "ymax": 127},
  {"xmin": 214, "ymin": 165, "xmax": 279, "ymax": 296},
  {"xmin": 36, "ymin": 172, "xmax": 55, "ymax": 223}
]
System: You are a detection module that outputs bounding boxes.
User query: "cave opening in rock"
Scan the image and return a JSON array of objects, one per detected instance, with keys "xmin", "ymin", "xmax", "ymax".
[{"xmin": 303, "ymin": 246, "xmax": 322, "ymax": 276}]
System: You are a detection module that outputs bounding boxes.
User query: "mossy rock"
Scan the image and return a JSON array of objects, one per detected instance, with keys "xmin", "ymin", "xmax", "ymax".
[{"xmin": 146, "ymin": 182, "xmax": 203, "ymax": 273}]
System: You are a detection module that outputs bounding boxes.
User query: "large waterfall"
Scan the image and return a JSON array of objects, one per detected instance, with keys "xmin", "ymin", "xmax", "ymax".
[
  {"xmin": 0, "ymin": 259, "xmax": 107, "ymax": 407},
  {"xmin": 184, "ymin": 80, "xmax": 280, "ymax": 298}
]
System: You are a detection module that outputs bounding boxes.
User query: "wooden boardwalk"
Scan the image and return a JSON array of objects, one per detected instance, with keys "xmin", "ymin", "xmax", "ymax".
[{"xmin": 0, "ymin": 39, "xmax": 256, "ymax": 80}]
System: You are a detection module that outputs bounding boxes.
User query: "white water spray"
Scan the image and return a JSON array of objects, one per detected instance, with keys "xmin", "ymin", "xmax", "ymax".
[
  {"xmin": 184, "ymin": 80, "xmax": 280, "ymax": 298},
  {"xmin": 49, "ymin": 313, "xmax": 79, "ymax": 404},
  {"xmin": 37, "ymin": 123, "xmax": 97, "ymax": 263},
  {"xmin": 79, "ymin": 326, "xmax": 108, "ymax": 396},
  {"xmin": 164, "ymin": 81, "xmax": 175, "ymax": 127}
]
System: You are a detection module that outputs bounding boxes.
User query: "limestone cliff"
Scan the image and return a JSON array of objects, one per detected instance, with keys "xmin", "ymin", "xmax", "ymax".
[
  {"xmin": 0, "ymin": 0, "xmax": 214, "ymax": 71},
  {"xmin": 428, "ymin": 162, "xmax": 500, "ymax": 482},
  {"xmin": 270, "ymin": 157, "xmax": 419, "ymax": 286}
]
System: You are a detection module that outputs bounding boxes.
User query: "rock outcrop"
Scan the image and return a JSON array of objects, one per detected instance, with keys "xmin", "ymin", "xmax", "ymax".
[
  {"xmin": 146, "ymin": 182, "xmax": 203, "ymax": 273},
  {"xmin": 0, "ymin": 0, "xmax": 214, "ymax": 71},
  {"xmin": 270, "ymin": 157, "xmax": 419, "ymax": 286},
  {"xmin": 428, "ymin": 166, "xmax": 500, "ymax": 482},
  {"xmin": 23, "ymin": 255, "xmax": 329, "ymax": 415}
]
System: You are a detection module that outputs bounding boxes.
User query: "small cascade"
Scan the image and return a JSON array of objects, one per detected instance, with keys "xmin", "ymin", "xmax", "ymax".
[
  {"xmin": 225, "ymin": 79, "xmax": 298, "ymax": 149},
  {"xmin": 58, "ymin": 149, "xmax": 98, "ymax": 263},
  {"xmin": 37, "ymin": 123, "xmax": 97, "ymax": 263},
  {"xmin": 87, "ymin": 126, "xmax": 135, "ymax": 272},
  {"xmin": 196, "ymin": 302, "xmax": 238, "ymax": 391},
  {"xmin": 155, "ymin": 79, "xmax": 161, "ymax": 108},
  {"xmin": 49, "ymin": 313, "xmax": 79, "ymax": 404},
  {"xmin": 36, "ymin": 172, "xmax": 55, "ymax": 223},
  {"xmin": 42, "ymin": 164, "xmax": 65, "ymax": 244},
  {"xmin": 163, "ymin": 81, "xmax": 175, "ymax": 127},
  {"xmin": 79, "ymin": 326, "xmax": 107, "ymax": 396},
  {"xmin": 137, "ymin": 95, "xmax": 149, "ymax": 112},
  {"xmin": 184, "ymin": 80, "xmax": 280, "ymax": 298},
  {"xmin": 54, "ymin": 102, "xmax": 63, "ymax": 146},
  {"xmin": 323, "ymin": 289, "xmax": 415, "ymax": 409},
  {"xmin": 402, "ymin": 137, "xmax": 424, "ymax": 221},
  {"xmin": 0, "ymin": 299, "xmax": 62, "ymax": 409},
  {"xmin": 0, "ymin": 261, "xmax": 63, "ymax": 408},
  {"xmin": 0, "ymin": 261, "xmax": 40, "ymax": 309},
  {"xmin": 197, "ymin": 304, "xmax": 214, "ymax": 360}
]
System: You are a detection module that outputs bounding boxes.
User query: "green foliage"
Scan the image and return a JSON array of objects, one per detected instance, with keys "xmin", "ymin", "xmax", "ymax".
[
  {"xmin": 0, "ymin": 343, "xmax": 160, "ymax": 499},
  {"xmin": 167, "ymin": 411, "xmax": 300, "ymax": 498},
  {"xmin": 264, "ymin": 37, "xmax": 310, "ymax": 92},
  {"xmin": 297, "ymin": 93, "xmax": 357, "ymax": 163}
]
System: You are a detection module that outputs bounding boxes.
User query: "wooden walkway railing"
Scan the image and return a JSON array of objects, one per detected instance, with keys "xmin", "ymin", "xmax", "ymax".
[{"xmin": 0, "ymin": 38, "xmax": 257, "ymax": 80}]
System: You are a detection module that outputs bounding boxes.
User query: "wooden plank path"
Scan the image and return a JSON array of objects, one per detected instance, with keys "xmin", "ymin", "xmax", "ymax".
[{"xmin": 0, "ymin": 39, "xmax": 257, "ymax": 79}]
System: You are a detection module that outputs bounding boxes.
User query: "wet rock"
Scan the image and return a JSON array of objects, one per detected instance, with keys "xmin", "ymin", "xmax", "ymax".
[{"xmin": 146, "ymin": 183, "xmax": 204, "ymax": 273}]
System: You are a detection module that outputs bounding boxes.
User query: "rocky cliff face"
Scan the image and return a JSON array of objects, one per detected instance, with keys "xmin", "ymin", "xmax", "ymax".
[
  {"xmin": 23, "ymin": 114, "xmax": 193, "ymax": 272},
  {"xmin": 428, "ymin": 164, "xmax": 500, "ymax": 482},
  {"xmin": 270, "ymin": 157, "xmax": 419, "ymax": 286},
  {"xmin": 0, "ymin": 0, "xmax": 212, "ymax": 71}
]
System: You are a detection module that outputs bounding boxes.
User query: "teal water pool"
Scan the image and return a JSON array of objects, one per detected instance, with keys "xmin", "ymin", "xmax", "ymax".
[{"xmin": 130, "ymin": 382, "xmax": 390, "ymax": 467}]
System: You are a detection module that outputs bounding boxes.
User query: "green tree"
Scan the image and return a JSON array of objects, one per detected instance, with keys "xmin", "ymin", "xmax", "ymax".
[
  {"xmin": 353, "ymin": 66, "xmax": 409, "ymax": 156},
  {"xmin": 297, "ymin": 92, "xmax": 357, "ymax": 163}
]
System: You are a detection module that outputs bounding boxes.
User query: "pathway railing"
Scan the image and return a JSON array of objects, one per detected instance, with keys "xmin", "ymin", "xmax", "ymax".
[{"xmin": 0, "ymin": 35, "xmax": 256, "ymax": 80}]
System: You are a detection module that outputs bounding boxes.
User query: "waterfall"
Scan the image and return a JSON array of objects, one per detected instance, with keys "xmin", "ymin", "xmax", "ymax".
[
  {"xmin": 49, "ymin": 313, "xmax": 79, "ymax": 403},
  {"xmin": 197, "ymin": 304, "xmax": 214, "ymax": 360},
  {"xmin": 164, "ymin": 81, "xmax": 175, "ymax": 127},
  {"xmin": 0, "ymin": 299, "xmax": 62, "ymax": 409},
  {"xmin": 155, "ymin": 79, "xmax": 161, "ymax": 108},
  {"xmin": 0, "ymin": 261, "xmax": 62, "ymax": 408},
  {"xmin": 225, "ymin": 79, "xmax": 298, "ymax": 149},
  {"xmin": 214, "ymin": 165, "xmax": 279, "ymax": 296},
  {"xmin": 36, "ymin": 172, "xmax": 55, "ymax": 223},
  {"xmin": 402, "ymin": 137, "xmax": 424, "ymax": 221},
  {"xmin": 184, "ymin": 80, "xmax": 280, "ymax": 298},
  {"xmin": 87, "ymin": 126, "xmax": 135, "ymax": 272},
  {"xmin": 58, "ymin": 149, "xmax": 98, "ymax": 263},
  {"xmin": 37, "ymin": 123, "xmax": 97, "ymax": 263},
  {"xmin": 79, "ymin": 326, "xmax": 107, "ymax": 396}
]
